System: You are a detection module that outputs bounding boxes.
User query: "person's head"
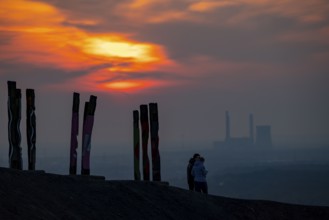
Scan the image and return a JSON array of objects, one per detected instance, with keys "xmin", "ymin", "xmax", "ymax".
[
  {"xmin": 193, "ymin": 153, "xmax": 200, "ymax": 159},
  {"xmin": 200, "ymin": 157, "xmax": 205, "ymax": 162}
]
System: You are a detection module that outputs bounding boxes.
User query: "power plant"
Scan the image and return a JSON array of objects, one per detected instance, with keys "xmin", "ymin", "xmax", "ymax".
[{"xmin": 214, "ymin": 111, "xmax": 272, "ymax": 148}]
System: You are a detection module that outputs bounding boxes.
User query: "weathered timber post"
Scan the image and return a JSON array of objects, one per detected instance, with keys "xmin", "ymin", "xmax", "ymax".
[
  {"xmin": 81, "ymin": 95, "xmax": 97, "ymax": 175},
  {"xmin": 7, "ymin": 81, "xmax": 22, "ymax": 170},
  {"xmin": 133, "ymin": 110, "xmax": 141, "ymax": 180},
  {"xmin": 140, "ymin": 104, "xmax": 150, "ymax": 181},
  {"xmin": 149, "ymin": 103, "xmax": 161, "ymax": 181},
  {"xmin": 26, "ymin": 89, "xmax": 36, "ymax": 170},
  {"xmin": 69, "ymin": 92, "xmax": 80, "ymax": 175}
]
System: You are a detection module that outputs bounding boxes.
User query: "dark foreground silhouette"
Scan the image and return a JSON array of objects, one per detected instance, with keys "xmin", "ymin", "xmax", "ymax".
[{"xmin": 1, "ymin": 167, "xmax": 329, "ymax": 220}]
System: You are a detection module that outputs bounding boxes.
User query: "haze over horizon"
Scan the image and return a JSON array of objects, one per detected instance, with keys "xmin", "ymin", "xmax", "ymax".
[{"xmin": 0, "ymin": 0, "xmax": 328, "ymax": 156}]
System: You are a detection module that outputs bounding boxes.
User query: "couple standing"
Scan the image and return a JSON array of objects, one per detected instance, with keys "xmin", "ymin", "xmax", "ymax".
[{"xmin": 187, "ymin": 153, "xmax": 208, "ymax": 194}]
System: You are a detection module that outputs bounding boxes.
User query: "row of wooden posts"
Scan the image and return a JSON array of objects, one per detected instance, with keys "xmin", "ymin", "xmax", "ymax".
[
  {"xmin": 69, "ymin": 92, "xmax": 97, "ymax": 175},
  {"xmin": 133, "ymin": 103, "xmax": 161, "ymax": 181},
  {"xmin": 6, "ymin": 81, "xmax": 161, "ymax": 180},
  {"xmin": 7, "ymin": 81, "xmax": 97, "ymax": 175},
  {"xmin": 7, "ymin": 81, "xmax": 36, "ymax": 170}
]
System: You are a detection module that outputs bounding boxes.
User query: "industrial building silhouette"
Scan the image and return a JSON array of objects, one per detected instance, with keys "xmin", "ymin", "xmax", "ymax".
[{"xmin": 214, "ymin": 111, "xmax": 272, "ymax": 148}]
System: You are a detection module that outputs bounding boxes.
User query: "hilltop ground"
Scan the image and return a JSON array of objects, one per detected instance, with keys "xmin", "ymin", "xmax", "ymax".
[{"xmin": 0, "ymin": 167, "xmax": 329, "ymax": 220}]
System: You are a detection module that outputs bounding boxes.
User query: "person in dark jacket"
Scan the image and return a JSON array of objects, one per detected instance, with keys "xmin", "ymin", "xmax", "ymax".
[
  {"xmin": 191, "ymin": 156, "xmax": 208, "ymax": 194},
  {"xmin": 187, "ymin": 153, "xmax": 200, "ymax": 190}
]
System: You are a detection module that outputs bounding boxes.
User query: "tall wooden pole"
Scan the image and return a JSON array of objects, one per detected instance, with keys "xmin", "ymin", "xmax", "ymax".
[
  {"xmin": 69, "ymin": 92, "xmax": 80, "ymax": 175},
  {"xmin": 149, "ymin": 103, "xmax": 161, "ymax": 181},
  {"xmin": 133, "ymin": 110, "xmax": 141, "ymax": 180},
  {"xmin": 140, "ymin": 104, "xmax": 150, "ymax": 181},
  {"xmin": 81, "ymin": 95, "xmax": 97, "ymax": 175},
  {"xmin": 7, "ymin": 81, "xmax": 22, "ymax": 170},
  {"xmin": 26, "ymin": 89, "xmax": 36, "ymax": 170}
]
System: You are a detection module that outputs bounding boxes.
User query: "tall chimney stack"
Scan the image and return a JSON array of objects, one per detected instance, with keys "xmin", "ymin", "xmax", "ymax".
[
  {"xmin": 249, "ymin": 113, "xmax": 254, "ymax": 144},
  {"xmin": 225, "ymin": 111, "xmax": 230, "ymax": 142}
]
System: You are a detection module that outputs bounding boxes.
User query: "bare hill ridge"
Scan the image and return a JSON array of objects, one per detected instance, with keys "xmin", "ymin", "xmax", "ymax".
[{"xmin": 1, "ymin": 167, "xmax": 329, "ymax": 220}]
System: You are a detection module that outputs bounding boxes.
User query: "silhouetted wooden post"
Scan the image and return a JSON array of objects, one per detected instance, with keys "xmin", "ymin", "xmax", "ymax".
[
  {"xmin": 133, "ymin": 110, "xmax": 141, "ymax": 180},
  {"xmin": 81, "ymin": 95, "xmax": 97, "ymax": 175},
  {"xmin": 140, "ymin": 104, "xmax": 150, "ymax": 181},
  {"xmin": 7, "ymin": 81, "xmax": 22, "ymax": 170},
  {"xmin": 69, "ymin": 92, "xmax": 80, "ymax": 175},
  {"xmin": 149, "ymin": 103, "xmax": 161, "ymax": 181},
  {"xmin": 26, "ymin": 89, "xmax": 36, "ymax": 170}
]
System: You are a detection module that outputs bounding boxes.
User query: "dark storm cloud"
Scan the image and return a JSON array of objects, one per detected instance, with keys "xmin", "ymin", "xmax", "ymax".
[
  {"xmin": 130, "ymin": 13, "xmax": 328, "ymax": 65},
  {"xmin": 40, "ymin": 0, "xmax": 129, "ymax": 31},
  {"xmin": 0, "ymin": 61, "xmax": 92, "ymax": 88},
  {"xmin": 0, "ymin": 43, "xmax": 115, "ymax": 89}
]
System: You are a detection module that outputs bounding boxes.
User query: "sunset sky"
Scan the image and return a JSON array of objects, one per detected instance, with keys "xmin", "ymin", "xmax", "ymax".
[{"xmin": 0, "ymin": 0, "xmax": 328, "ymax": 155}]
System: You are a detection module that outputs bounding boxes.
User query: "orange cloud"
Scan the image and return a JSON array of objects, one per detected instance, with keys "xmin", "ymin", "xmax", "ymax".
[
  {"xmin": 128, "ymin": 0, "xmax": 160, "ymax": 9},
  {"xmin": 82, "ymin": 37, "xmax": 160, "ymax": 62},
  {"xmin": 104, "ymin": 80, "xmax": 169, "ymax": 92},
  {"xmin": 0, "ymin": 0, "xmax": 174, "ymax": 92},
  {"xmin": 188, "ymin": 1, "xmax": 239, "ymax": 12},
  {"xmin": 0, "ymin": 0, "xmax": 64, "ymax": 26},
  {"xmin": 112, "ymin": 0, "xmax": 196, "ymax": 24},
  {"xmin": 53, "ymin": 67, "xmax": 176, "ymax": 94}
]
